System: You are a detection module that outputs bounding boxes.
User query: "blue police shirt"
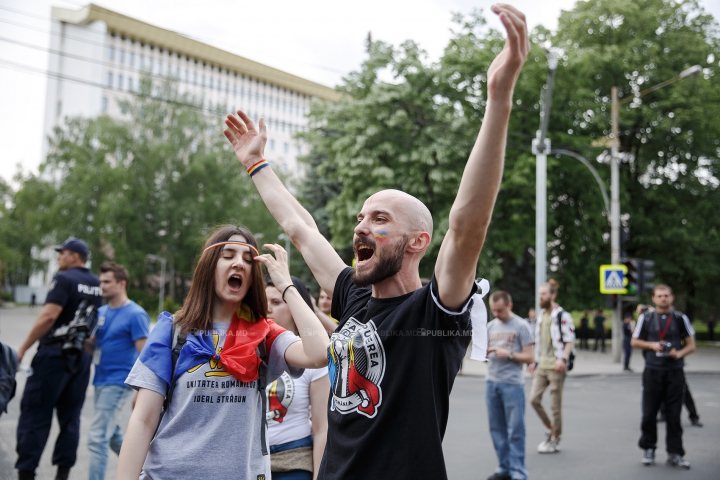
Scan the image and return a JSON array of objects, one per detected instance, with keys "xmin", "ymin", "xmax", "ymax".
[
  {"xmin": 93, "ymin": 301, "xmax": 150, "ymax": 387},
  {"xmin": 42, "ymin": 266, "xmax": 102, "ymax": 346}
]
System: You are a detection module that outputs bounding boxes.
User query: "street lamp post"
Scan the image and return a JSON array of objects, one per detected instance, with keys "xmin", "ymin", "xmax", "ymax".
[
  {"xmin": 146, "ymin": 254, "xmax": 166, "ymax": 315},
  {"xmin": 609, "ymin": 65, "xmax": 702, "ymax": 362},
  {"xmin": 533, "ymin": 49, "xmax": 559, "ymax": 315}
]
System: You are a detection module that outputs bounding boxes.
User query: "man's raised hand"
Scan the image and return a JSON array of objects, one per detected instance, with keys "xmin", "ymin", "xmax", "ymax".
[
  {"xmin": 224, "ymin": 110, "xmax": 267, "ymax": 169},
  {"xmin": 487, "ymin": 4, "xmax": 530, "ymax": 103}
]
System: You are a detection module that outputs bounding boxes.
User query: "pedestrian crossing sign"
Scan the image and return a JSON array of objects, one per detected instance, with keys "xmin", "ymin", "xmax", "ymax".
[{"xmin": 599, "ymin": 264, "xmax": 628, "ymax": 294}]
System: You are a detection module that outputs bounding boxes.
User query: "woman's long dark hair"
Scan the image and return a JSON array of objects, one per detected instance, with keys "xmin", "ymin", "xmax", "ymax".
[{"xmin": 174, "ymin": 225, "xmax": 267, "ymax": 332}]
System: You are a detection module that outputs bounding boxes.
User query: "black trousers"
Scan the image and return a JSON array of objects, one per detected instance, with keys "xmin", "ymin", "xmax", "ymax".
[
  {"xmin": 640, "ymin": 368, "xmax": 685, "ymax": 455},
  {"xmin": 15, "ymin": 346, "xmax": 91, "ymax": 471},
  {"xmin": 660, "ymin": 380, "xmax": 699, "ymax": 421},
  {"xmin": 623, "ymin": 337, "xmax": 632, "ymax": 368},
  {"xmin": 594, "ymin": 329, "xmax": 606, "ymax": 352}
]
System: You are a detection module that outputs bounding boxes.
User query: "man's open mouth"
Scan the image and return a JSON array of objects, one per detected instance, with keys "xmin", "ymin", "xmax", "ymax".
[{"xmin": 356, "ymin": 244, "xmax": 375, "ymax": 263}]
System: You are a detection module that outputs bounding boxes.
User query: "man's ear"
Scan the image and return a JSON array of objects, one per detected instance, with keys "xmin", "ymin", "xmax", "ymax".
[{"xmin": 407, "ymin": 231, "xmax": 431, "ymax": 254}]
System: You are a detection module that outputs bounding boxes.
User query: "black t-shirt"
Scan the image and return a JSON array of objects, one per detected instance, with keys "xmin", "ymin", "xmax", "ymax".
[
  {"xmin": 41, "ymin": 266, "xmax": 102, "ymax": 346},
  {"xmin": 318, "ymin": 268, "xmax": 476, "ymax": 480},
  {"xmin": 633, "ymin": 311, "xmax": 695, "ymax": 370}
]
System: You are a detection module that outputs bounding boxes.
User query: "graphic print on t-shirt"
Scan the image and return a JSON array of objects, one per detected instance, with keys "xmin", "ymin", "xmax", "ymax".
[
  {"xmin": 266, "ymin": 372, "xmax": 294, "ymax": 423},
  {"xmin": 187, "ymin": 333, "xmax": 229, "ymax": 377},
  {"xmin": 328, "ymin": 317, "xmax": 385, "ymax": 418}
]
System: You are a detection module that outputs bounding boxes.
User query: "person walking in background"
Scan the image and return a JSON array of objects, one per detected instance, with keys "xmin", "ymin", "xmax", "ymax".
[
  {"xmin": 529, "ymin": 280, "xmax": 575, "ymax": 454},
  {"xmin": 631, "ymin": 284, "xmax": 695, "ymax": 469},
  {"xmin": 593, "ymin": 309, "xmax": 607, "ymax": 353},
  {"xmin": 87, "ymin": 263, "xmax": 150, "ymax": 480},
  {"xmin": 30, "ymin": 293, "xmax": 37, "ymax": 309},
  {"xmin": 485, "ymin": 291, "xmax": 534, "ymax": 480},
  {"xmin": 526, "ymin": 308, "xmax": 536, "ymax": 329},
  {"xmin": 266, "ymin": 276, "xmax": 330, "ymax": 480},
  {"xmin": 578, "ymin": 311, "xmax": 590, "ymax": 350},
  {"xmin": 622, "ymin": 312, "xmax": 635, "ymax": 372},
  {"xmin": 707, "ymin": 314, "xmax": 716, "ymax": 342}
]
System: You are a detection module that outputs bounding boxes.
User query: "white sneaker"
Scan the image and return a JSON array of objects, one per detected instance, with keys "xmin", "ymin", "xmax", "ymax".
[
  {"xmin": 538, "ymin": 437, "xmax": 559, "ymax": 453},
  {"xmin": 537, "ymin": 430, "xmax": 552, "ymax": 452},
  {"xmin": 641, "ymin": 448, "xmax": 655, "ymax": 466}
]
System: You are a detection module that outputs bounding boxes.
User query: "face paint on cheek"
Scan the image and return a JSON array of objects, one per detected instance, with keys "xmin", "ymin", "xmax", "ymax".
[{"xmin": 374, "ymin": 231, "xmax": 388, "ymax": 240}]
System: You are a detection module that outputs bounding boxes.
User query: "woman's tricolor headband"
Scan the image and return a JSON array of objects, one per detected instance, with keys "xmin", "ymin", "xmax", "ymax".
[{"xmin": 203, "ymin": 241, "xmax": 259, "ymax": 256}]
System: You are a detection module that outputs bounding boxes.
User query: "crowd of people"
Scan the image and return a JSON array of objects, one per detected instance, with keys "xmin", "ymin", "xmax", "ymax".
[{"xmin": 4, "ymin": 4, "xmax": 707, "ymax": 479}]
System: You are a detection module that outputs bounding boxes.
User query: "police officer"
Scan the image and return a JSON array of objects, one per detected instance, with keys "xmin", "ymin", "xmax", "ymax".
[{"xmin": 16, "ymin": 239, "xmax": 102, "ymax": 480}]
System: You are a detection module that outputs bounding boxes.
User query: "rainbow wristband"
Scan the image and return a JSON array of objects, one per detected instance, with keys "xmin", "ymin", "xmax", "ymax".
[{"xmin": 247, "ymin": 159, "xmax": 269, "ymax": 177}]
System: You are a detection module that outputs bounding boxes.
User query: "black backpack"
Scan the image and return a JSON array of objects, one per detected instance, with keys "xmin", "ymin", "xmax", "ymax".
[{"xmin": 0, "ymin": 342, "xmax": 18, "ymax": 417}]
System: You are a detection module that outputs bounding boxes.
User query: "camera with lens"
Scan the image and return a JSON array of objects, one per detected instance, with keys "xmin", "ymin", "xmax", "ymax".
[
  {"xmin": 655, "ymin": 340, "xmax": 673, "ymax": 357},
  {"xmin": 52, "ymin": 300, "xmax": 98, "ymax": 361},
  {"xmin": 640, "ymin": 305, "xmax": 649, "ymax": 314}
]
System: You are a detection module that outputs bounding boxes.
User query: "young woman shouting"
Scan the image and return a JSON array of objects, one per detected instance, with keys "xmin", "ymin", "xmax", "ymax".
[{"xmin": 117, "ymin": 225, "xmax": 329, "ymax": 479}]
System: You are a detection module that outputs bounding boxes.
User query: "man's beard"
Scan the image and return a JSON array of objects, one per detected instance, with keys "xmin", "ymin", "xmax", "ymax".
[
  {"xmin": 540, "ymin": 299, "xmax": 552, "ymax": 310},
  {"xmin": 350, "ymin": 236, "xmax": 407, "ymax": 288}
]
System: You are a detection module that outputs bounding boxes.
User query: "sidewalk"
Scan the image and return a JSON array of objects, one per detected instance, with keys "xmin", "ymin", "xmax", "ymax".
[{"xmin": 461, "ymin": 344, "xmax": 720, "ymax": 378}]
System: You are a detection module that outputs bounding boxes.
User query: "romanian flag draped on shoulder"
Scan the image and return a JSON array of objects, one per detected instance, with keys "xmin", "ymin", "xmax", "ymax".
[{"xmin": 139, "ymin": 304, "xmax": 286, "ymax": 388}]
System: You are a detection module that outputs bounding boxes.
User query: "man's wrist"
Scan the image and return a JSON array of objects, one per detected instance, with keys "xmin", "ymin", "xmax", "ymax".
[{"xmin": 508, "ymin": 352, "xmax": 514, "ymax": 361}]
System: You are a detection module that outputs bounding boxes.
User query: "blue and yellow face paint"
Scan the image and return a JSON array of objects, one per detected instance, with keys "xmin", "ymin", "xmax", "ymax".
[{"xmin": 373, "ymin": 231, "xmax": 388, "ymax": 240}]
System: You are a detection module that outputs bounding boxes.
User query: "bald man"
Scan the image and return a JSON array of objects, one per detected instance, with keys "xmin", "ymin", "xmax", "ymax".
[{"xmin": 224, "ymin": 5, "xmax": 529, "ymax": 478}]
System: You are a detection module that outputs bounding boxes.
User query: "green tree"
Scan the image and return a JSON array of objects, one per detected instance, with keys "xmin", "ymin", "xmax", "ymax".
[
  {"xmin": 38, "ymin": 76, "xmax": 283, "ymax": 305},
  {"xmin": 300, "ymin": 0, "xmax": 719, "ymax": 314}
]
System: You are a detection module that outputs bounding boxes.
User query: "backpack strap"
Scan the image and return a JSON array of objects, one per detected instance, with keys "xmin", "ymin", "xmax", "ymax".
[
  {"xmin": 154, "ymin": 323, "xmax": 187, "ymax": 438},
  {"xmin": 256, "ymin": 338, "xmax": 269, "ymax": 456},
  {"xmin": 555, "ymin": 309, "xmax": 566, "ymax": 345}
]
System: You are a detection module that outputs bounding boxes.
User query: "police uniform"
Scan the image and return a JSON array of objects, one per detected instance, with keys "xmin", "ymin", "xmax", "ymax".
[{"xmin": 15, "ymin": 265, "xmax": 102, "ymax": 472}]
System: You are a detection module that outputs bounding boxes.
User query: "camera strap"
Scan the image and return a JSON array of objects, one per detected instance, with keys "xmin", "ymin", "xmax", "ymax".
[{"xmin": 653, "ymin": 311, "xmax": 674, "ymax": 340}]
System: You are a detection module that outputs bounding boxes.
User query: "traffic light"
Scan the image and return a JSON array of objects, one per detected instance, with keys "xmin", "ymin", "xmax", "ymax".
[
  {"xmin": 638, "ymin": 259, "xmax": 655, "ymax": 295},
  {"xmin": 623, "ymin": 259, "xmax": 639, "ymax": 295}
]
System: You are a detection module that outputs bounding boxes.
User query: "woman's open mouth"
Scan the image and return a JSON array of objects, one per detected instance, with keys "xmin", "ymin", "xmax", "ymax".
[{"xmin": 228, "ymin": 275, "xmax": 243, "ymax": 292}]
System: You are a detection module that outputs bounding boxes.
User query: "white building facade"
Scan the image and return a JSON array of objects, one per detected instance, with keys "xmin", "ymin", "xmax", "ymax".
[
  {"xmin": 42, "ymin": 3, "xmax": 340, "ymax": 173},
  {"xmin": 30, "ymin": 4, "xmax": 340, "ymax": 293}
]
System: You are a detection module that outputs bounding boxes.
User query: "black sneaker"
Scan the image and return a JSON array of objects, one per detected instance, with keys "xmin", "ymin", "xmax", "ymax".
[
  {"xmin": 690, "ymin": 417, "xmax": 703, "ymax": 427},
  {"xmin": 667, "ymin": 454, "xmax": 690, "ymax": 469},
  {"xmin": 17, "ymin": 471, "xmax": 35, "ymax": 480},
  {"xmin": 641, "ymin": 448, "xmax": 655, "ymax": 466},
  {"xmin": 487, "ymin": 473, "xmax": 511, "ymax": 480},
  {"xmin": 55, "ymin": 467, "xmax": 70, "ymax": 480}
]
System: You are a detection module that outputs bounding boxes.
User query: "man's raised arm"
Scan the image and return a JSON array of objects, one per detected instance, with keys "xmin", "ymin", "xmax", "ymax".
[
  {"xmin": 435, "ymin": 4, "xmax": 529, "ymax": 309},
  {"xmin": 224, "ymin": 112, "xmax": 346, "ymax": 295}
]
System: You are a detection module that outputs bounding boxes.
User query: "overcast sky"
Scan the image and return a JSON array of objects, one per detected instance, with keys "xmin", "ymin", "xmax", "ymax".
[{"xmin": 1, "ymin": 0, "xmax": 719, "ymax": 185}]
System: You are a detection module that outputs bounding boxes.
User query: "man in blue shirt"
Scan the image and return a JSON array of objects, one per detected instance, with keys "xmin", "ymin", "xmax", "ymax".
[
  {"xmin": 87, "ymin": 262, "xmax": 149, "ymax": 480},
  {"xmin": 16, "ymin": 238, "xmax": 102, "ymax": 480}
]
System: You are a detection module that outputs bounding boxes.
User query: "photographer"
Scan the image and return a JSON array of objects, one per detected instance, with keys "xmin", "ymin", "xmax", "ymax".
[
  {"xmin": 87, "ymin": 263, "xmax": 149, "ymax": 480},
  {"xmin": 631, "ymin": 285, "xmax": 695, "ymax": 469},
  {"xmin": 15, "ymin": 239, "xmax": 102, "ymax": 480}
]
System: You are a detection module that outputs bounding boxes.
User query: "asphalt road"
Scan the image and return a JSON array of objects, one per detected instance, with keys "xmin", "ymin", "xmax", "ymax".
[
  {"xmin": 1, "ymin": 307, "xmax": 718, "ymax": 479},
  {"xmin": 444, "ymin": 374, "xmax": 720, "ymax": 480}
]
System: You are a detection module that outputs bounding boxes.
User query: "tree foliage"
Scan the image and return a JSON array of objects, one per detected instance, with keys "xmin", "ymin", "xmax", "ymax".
[
  {"xmin": 2, "ymin": 77, "xmax": 284, "ymax": 305},
  {"xmin": 300, "ymin": 0, "xmax": 720, "ymax": 314}
]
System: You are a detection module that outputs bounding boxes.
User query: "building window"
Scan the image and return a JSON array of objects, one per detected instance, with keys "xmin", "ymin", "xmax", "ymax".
[
  {"xmin": 148, "ymin": 58, "xmax": 153, "ymax": 71},
  {"xmin": 185, "ymin": 69, "xmax": 189, "ymax": 82},
  {"xmin": 128, "ymin": 77, "xmax": 134, "ymax": 91},
  {"xmin": 209, "ymin": 77, "xmax": 213, "ymax": 89},
  {"xmin": 101, "ymin": 96, "xmax": 108, "ymax": 112},
  {"xmin": 107, "ymin": 72, "xmax": 113, "ymax": 87},
  {"xmin": 158, "ymin": 61, "xmax": 163, "ymax": 75},
  {"xmin": 129, "ymin": 52, "xmax": 135, "ymax": 67},
  {"xmin": 118, "ymin": 75, "xmax": 123, "ymax": 90},
  {"xmin": 118, "ymin": 49, "xmax": 125, "ymax": 64},
  {"xmin": 56, "ymin": 101, "xmax": 62, "ymax": 117},
  {"xmin": 193, "ymin": 71, "xmax": 197, "ymax": 84},
  {"xmin": 201, "ymin": 75, "xmax": 205, "ymax": 87},
  {"xmin": 296, "ymin": 145, "xmax": 301, "ymax": 155},
  {"xmin": 269, "ymin": 139, "xmax": 275, "ymax": 151},
  {"xmin": 283, "ymin": 142, "xmax": 288, "ymax": 154},
  {"xmin": 139, "ymin": 55, "xmax": 144, "ymax": 69},
  {"xmin": 108, "ymin": 46, "xmax": 115, "ymax": 61}
]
